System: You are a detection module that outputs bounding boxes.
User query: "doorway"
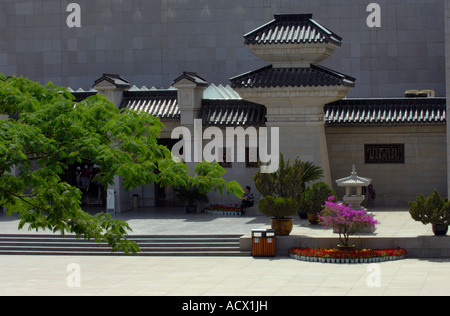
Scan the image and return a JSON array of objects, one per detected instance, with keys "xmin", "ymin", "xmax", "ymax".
[
  {"xmin": 62, "ymin": 163, "xmax": 106, "ymax": 209},
  {"xmin": 155, "ymin": 138, "xmax": 184, "ymax": 207}
]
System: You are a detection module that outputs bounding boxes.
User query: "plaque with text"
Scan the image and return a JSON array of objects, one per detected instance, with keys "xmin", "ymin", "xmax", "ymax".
[{"xmin": 365, "ymin": 144, "xmax": 405, "ymax": 164}]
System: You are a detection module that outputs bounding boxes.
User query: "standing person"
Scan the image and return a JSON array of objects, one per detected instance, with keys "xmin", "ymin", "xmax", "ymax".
[
  {"xmin": 76, "ymin": 167, "xmax": 82, "ymax": 188},
  {"xmin": 240, "ymin": 186, "xmax": 254, "ymax": 214},
  {"xmin": 80, "ymin": 174, "xmax": 89, "ymax": 204}
]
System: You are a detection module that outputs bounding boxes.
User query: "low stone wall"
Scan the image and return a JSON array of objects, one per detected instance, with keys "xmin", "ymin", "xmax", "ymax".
[{"xmin": 240, "ymin": 234, "xmax": 450, "ymax": 258}]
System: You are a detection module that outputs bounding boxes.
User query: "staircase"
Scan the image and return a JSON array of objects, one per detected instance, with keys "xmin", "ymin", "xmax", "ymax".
[{"xmin": 0, "ymin": 234, "xmax": 250, "ymax": 256}]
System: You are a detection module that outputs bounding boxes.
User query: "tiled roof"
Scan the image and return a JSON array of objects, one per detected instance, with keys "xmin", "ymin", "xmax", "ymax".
[
  {"xmin": 324, "ymin": 98, "xmax": 446, "ymax": 126},
  {"xmin": 120, "ymin": 90, "xmax": 180, "ymax": 120},
  {"xmin": 93, "ymin": 73, "xmax": 130, "ymax": 89},
  {"xmin": 230, "ymin": 64, "xmax": 355, "ymax": 89},
  {"xmin": 173, "ymin": 72, "xmax": 208, "ymax": 87},
  {"xmin": 70, "ymin": 91, "xmax": 98, "ymax": 102},
  {"xmin": 201, "ymin": 99, "xmax": 266, "ymax": 127},
  {"xmin": 244, "ymin": 14, "xmax": 342, "ymax": 46}
]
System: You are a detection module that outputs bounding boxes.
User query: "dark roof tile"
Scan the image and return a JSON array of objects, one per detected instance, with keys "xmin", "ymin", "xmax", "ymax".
[
  {"xmin": 201, "ymin": 99, "xmax": 266, "ymax": 126},
  {"xmin": 93, "ymin": 73, "xmax": 130, "ymax": 89},
  {"xmin": 244, "ymin": 14, "xmax": 342, "ymax": 46},
  {"xmin": 230, "ymin": 64, "xmax": 355, "ymax": 89},
  {"xmin": 120, "ymin": 90, "xmax": 180, "ymax": 120},
  {"xmin": 324, "ymin": 98, "xmax": 446, "ymax": 126},
  {"xmin": 71, "ymin": 91, "xmax": 97, "ymax": 102},
  {"xmin": 173, "ymin": 72, "xmax": 208, "ymax": 87}
]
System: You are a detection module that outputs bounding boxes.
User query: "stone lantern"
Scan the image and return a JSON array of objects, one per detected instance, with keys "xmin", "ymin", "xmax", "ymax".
[{"xmin": 336, "ymin": 165, "xmax": 372, "ymax": 210}]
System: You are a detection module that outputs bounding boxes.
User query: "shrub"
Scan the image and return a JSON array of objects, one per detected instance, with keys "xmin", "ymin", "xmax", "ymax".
[
  {"xmin": 319, "ymin": 197, "xmax": 379, "ymax": 247},
  {"xmin": 253, "ymin": 153, "xmax": 323, "ymax": 210},
  {"xmin": 409, "ymin": 190, "xmax": 450, "ymax": 225},
  {"xmin": 258, "ymin": 196, "xmax": 299, "ymax": 219},
  {"xmin": 299, "ymin": 182, "xmax": 336, "ymax": 215}
]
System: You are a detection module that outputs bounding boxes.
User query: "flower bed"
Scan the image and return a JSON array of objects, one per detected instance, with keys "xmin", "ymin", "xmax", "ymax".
[
  {"xmin": 204, "ymin": 204, "xmax": 242, "ymax": 216},
  {"xmin": 288, "ymin": 247, "xmax": 407, "ymax": 264}
]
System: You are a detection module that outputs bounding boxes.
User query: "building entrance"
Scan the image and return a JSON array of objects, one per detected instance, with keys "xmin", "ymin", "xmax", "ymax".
[
  {"xmin": 61, "ymin": 163, "xmax": 106, "ymax": 208},
  {"xmin": 155, "ymin": 139, "xmax": 184, "ymax": 207}
]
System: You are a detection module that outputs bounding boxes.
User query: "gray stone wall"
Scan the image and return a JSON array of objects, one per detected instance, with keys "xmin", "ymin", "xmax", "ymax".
[
  {"xmin": 0, "ymin": 0, "xmax": 446, "ymax": 98},
  {"xmin": 326, "ymin": 125, "xmax": 447, "ymax": 207}
]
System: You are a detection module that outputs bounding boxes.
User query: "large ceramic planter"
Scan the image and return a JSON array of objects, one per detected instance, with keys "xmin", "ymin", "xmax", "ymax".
[
  {"xmin": 271, "ymin": 218, "xmax": 293, "ymax": 236},
  {"xmin": 298, "ymin": 211, "xmax": 308, "ymax": 220},
  {"xmin": 432, "ymin": 223, "xmax": 448, "ymax": 236},
  {"xmin": 307, "ymin": 213, "xmax": 320, "ymax": 225}
]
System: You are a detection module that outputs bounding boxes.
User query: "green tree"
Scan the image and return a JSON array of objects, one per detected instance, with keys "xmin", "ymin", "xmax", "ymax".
[{"xmin": 0, "ymin": 74, "xmax": 243, "ymax": 254}]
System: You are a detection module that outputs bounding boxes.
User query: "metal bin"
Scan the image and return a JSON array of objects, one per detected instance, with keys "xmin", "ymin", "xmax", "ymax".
[{"xmin": 251, "ymin": 229, "xmax": 276, "ymax": 257}]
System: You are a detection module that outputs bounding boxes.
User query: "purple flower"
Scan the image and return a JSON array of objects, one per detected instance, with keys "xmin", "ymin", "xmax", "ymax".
[{"xmin": 318, "ymin": 198, "xmax": 380, "ymax": 247}]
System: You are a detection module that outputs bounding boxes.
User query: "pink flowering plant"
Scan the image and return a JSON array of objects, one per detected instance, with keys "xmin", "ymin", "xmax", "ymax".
[{"xmin": 318, "ymin": 196, "xmax": 380, "ymax": 247}]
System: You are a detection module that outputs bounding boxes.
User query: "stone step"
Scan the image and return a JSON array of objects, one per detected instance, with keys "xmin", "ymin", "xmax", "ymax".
[
  {"xmin": 0, "ymin": 250, "xmax": 251, "ymax": 256},
  {"xmin": 0, "ymin": 234, "xmax": 250, "ymax": 257}
]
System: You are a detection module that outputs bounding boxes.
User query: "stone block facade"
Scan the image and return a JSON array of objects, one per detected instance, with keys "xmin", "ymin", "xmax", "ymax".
[
  {"xmin": 0, "ymin": 0, "xmax": 446, "ymax": 99},
  {"xmin": 1, "ymin": 1, "xmax": 449, "ymax": 211},
  {"xmin": 327, "ymin": 125, "xmax": 447, "ymax": 207}
]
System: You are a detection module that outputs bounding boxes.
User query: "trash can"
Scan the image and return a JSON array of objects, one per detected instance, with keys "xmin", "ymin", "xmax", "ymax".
[
  {"xmin": 132, "ymin": 194, "xmax": 139, "ymax": 209},
  {"xmin": 251, "ymin": 229, "xmax": 276, "ymax": 257}
]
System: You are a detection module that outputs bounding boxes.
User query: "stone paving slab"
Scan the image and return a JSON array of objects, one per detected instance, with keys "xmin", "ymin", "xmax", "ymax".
[
  {"xmin": 0, "ymin": 207, "xmax": 432, "ymax": 237},
  {"xmin": 1, "ymin": 255, "xmax": 450, "ymax": 296},
  {"xmin": 1, "ymin": 207, "xmax": 450, "ymax": 296}
]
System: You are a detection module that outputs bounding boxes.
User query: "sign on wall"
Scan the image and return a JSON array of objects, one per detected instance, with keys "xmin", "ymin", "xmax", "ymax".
[
  {"xmin": 365, "ymin": 144, "xmax": 405, "ymax": 164},
  {"xmin": 106, "ymin": 189, "xmax": 115, "ymax": 214}
]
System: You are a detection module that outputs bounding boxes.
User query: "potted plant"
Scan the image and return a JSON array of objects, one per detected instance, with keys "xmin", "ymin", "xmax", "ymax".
[
  {"xmin": 173, "ymin": 162, "xmax": 244, "ymax": 214},
  {"xmin": 299, "ymin": 182, "xmax": 335, "ymax": 225},
  {"xmin": 319, "ymin": 197, "xmax": 379, "ymax": 249},
  {"xmin": 174, "ymin": 182, "xmax": 209, "ymax": 213},
  {"xmin": 409, "ymin": 190, "xmax": 450, "ymax": 236},
  {"xmin": 258, "ymin": 195, "xmax": 299, "ymax": 236},
  {"xmin": 253, "ymin": 153, "xmax": 323, "ymax": 220}
]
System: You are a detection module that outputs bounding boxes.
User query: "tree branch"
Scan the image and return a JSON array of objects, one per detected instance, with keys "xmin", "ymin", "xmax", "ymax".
[{"xmin": 0, "ymin": 186, "xmax": 49, "ymax": 214}]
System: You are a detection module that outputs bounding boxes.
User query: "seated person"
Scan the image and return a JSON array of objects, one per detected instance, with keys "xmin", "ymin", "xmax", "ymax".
[{"xmin": 240, "ymin": 186, "xmax": 254, "ymax": 213}]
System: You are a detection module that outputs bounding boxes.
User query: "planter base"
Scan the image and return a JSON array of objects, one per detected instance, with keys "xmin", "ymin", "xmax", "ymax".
[
  {"xmin": 432, "ymin": 223, "xmax": 448, "ymax": 236},
  {"xmin": 337, "ymin": 245, "xmax": 356, "ymax": 251},
  {"xmin": 271, "ymin": 218, "xmax": 293, "ymax": 236},
  {"xmin": 289, "ymin": 247, "xmax": 407, "ymax": 264},
  {"xmin": 307, "ymin": 213, "xmax": 320, "ymax": 225}
]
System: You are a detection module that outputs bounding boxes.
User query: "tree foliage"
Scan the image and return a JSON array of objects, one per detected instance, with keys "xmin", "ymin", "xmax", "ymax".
[
  {"xmin": 257, "ymin": 195, "xmax": 299, "ymax": 219},
  {"xmin": 0, "ymin": 75, "xmax": 243, "ymax": 254}
]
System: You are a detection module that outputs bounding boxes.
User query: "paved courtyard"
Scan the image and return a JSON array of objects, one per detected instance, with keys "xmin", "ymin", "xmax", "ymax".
[
  {"xmin": 2, "ymin": 255, "xmax": 450, "ymax": 296},
  {"xmin": 0, "ymin": 206, "xmax": 433, "ymax": 237},
  {"xmin": 1, "ymin": 207, "xmax": 450, "ymax": 296}
]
